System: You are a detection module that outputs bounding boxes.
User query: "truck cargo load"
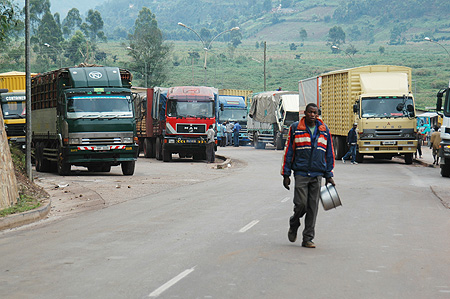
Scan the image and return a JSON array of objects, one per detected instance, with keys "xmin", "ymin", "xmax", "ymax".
[
  {"xmin": 247, "ymin": 91, "xmax": 300, "ymax": 150},
  {"xmin": 31, "ymin": 66, "xmax": 138, "ymax": 175}
]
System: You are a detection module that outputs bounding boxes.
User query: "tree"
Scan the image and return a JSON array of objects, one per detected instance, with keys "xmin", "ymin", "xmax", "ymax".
[
  {"xmin": 64, "ymin": 30, "xmax": 89, "ymax": 64},
  {"xmin": 263, "ymin": 0, "xmax": 272, "ymax": 11},
  {"xmin": 62, "ymin": 8, "xmax": 82, "ymax": 38},
  {"xmin": 327, "ymin": 26, "xmax": 346, "ymax": 46},
  {"xmin": 0, "ymin": 1, "xmax": 21, "ymax": 42},
  {"xmin": 28, "ymin": 0, "xmax": 51, "ymax": 33},
  {"xmin": 82, "ymin": 9, "xmax": 106, "ymax": 42},
  {"xmin": 32, "ymin": 10, "xmax": 64, "ymax": 68},
  {"xmin": 299, "ymin": 28, "xmax": 307, "ymax": 41},
  {"xmin": 128, "ymin": 7, "xmax": 171, "ymax": 87}
]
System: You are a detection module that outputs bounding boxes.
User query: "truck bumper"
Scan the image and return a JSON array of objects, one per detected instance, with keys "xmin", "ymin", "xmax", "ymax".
[
  {"xmin": 357, "ymin": 140, "xmax": 417, "ymax": 154},
  {"xmin": 63, "ymin": 144, "xmax": 139, "ymax": 165},
  {"xmin": 164, "ymin": 136, "xmax": 207, "ymax": 153}
]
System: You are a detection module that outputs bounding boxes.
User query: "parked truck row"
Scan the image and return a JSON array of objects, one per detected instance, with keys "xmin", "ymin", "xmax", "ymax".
[{"xmin": 6, "ymin": 63, "xmax": 440, "ymax": 175}]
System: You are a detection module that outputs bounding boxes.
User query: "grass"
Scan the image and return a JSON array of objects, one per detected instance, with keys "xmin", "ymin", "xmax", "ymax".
[
  {"xmin": 0, "ymin": 144, "xmax": 42, "ymax": 218},
  {"xmin": 0, "ymin": 195, "xmax": 41, "ymax": 218}
]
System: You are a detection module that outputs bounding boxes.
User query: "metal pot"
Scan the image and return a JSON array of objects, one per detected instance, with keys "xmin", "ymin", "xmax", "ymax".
[{"xmin": 320, "ymin": 184, "xmax": 342, "ymax": 211}]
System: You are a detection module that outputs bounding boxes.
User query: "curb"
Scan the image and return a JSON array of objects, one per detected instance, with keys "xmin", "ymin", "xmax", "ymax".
[{"xmin": 0, "ymin": 199, "xmax": 51, "ymax": 231}]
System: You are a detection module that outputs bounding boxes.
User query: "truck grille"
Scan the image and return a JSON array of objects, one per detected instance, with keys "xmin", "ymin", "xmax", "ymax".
[
  {"xmin": 5, "ymin": 124, "xmax": 26, "ymax": 136},
  {"xmin": 176, "ymin": 123, "xmax": 206, "ymax": 134},
  {"xmin": 81, "ymin": 137, "xmax": 122, "ymax": 144}
]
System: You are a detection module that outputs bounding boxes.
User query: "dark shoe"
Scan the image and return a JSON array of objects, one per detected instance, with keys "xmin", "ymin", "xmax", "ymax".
[
  {"xmin": 288, "ymin": 227, "xmax": 298, "ymax": 242},
  {"xmin": 301, "ymin": 240, "xmax": 316, "ymax": 248}
]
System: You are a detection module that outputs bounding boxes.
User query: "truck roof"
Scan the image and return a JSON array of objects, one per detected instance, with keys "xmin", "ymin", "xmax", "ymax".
[{"xmin": 167, "ymin": 86, "xmax": 216, "ymax": 100}]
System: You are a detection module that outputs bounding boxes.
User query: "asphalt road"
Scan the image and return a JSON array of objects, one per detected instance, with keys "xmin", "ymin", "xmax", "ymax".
[{"xmin": 1, "ymin": 146, "xmax": 449, "ymax": 298}]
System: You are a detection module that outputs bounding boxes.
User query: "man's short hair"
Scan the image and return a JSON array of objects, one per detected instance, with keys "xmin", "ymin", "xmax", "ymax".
[{"xmin": 305, "ymin": 103, "xmax": 318, "ymax": 111}]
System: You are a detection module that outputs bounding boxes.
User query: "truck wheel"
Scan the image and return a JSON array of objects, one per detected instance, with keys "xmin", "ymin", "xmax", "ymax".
[
  {"xmin": 121, "ymin": 161, "xmax": 135, "ymax": 175},
  {"xmin": 254, "ymin": 133, "xmax": 265, "ymax": 149},
  {"xmin": 36, "ymin": 142, "xmax": 51, "ymax": 172},
  {"xmin": 404, "ymin": 153, "xmax": 413, "ymax": 165},
  {"xmin": 355, "ymin": 152, "xmax": 364, "ymax": 163},
  {"xmin": 57, "ymin": 159, "xmax": 71, "ymax": 176},
  {"xmin": 143, "ymin": 138, "xmax": 152, "ymax": 158},
  {"xmin": 155, "ymin": 137, "xmax": 162, "ymax": 160},
  {"xmin": 162, "ymin": 146, "xmax": 171, "ymax": 162},
  {"xmin": 275, "ymin": 134, "xmax": 284, "ymax": 150}
]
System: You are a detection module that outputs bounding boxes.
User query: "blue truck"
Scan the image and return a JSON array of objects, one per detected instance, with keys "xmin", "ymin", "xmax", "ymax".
[{"xmin": 216, "ymin": 95, "xmax": 249, "ymax": 145}]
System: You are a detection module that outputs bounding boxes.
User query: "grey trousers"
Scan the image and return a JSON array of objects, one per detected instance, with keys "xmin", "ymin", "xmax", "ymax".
[{"xmin": 289, "ymin": 175, "xmax": 322, "ymax": 242}]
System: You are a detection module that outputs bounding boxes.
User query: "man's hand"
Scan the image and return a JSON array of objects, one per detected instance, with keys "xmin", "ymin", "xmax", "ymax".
[
  {"xmin": 283, "ymin": 176, "xmax": 291, "ymax": 190},
  {"xmin": 326, "ymin": 177, "xmax": 335, "ymax": 186}
]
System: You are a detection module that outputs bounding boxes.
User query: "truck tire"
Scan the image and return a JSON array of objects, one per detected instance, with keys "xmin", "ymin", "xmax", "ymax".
[
  {"xmin": 404, "ymin": 153, "xmax": 413, "ymax": 165},
  {"xmin": 254, "ymin": 133, "xmax": 265, "ymax": 149},
  {"xmin": 143, "ymin": 138, "xmax": 153, "ymax": 158},
  {"xmin": 155, "ymin": 137, "xmax": 162, "ymax": 160},
  {"xmin": 355, "ymin": 152, "xmax": 364, "ymax": 163},
  {"xmin": 121, "ymin": 161, "xmax": 135, "ymax": 175},
  {"xmin": 57, "ymin": 159, "xmax": 71, "ymax": 176},
  {"xmin": 275, "ymin": 134, "xmax": 284, "ymax": 150},
  {"xmin": 36, "ymin": 142, "xmax": 51, "ymax": 172},
  {"xmin": 441, "ymin": 165, "xmax": 450, "ymax": 177},
  {"xmin": 162, "ymin": 146, "xmax": 171, "ymax": 162},
  {"xmin": 101, "ymin": 164, "xmax": 112, "ymax": 172}
]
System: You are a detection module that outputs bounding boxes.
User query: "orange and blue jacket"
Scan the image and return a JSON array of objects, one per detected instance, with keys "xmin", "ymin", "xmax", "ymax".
[{"xmin": 281, "ymin": 117, "xmax": 335, "ymax": 178}]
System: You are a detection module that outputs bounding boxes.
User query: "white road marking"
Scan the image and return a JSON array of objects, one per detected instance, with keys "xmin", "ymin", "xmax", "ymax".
[
  {"xmin": 281, "ymin": 197, "xmax": 290, "ymax": 203},
  {"xmin": 148, "ymin": 266, "xmax": 196, "ymax": 297},
  {"xmin": 239, "ymin": 220, "xmax": 260, "ymax": 233}
]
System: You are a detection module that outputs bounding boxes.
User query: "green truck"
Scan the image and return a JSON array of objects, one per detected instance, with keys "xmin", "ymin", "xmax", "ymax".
[{"xmin": 31, "ymin": 66, "xmax": 139, "ymax": 175}]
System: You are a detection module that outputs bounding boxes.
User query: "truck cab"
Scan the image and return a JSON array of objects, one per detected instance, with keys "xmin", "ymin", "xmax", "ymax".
[
  {"xmin": 216, "ymin": 95, "xmax": 249, "ymax": 145},
  {"xmin": 0, "ymin": 91, "xmax": 26, "ymax": 146}
]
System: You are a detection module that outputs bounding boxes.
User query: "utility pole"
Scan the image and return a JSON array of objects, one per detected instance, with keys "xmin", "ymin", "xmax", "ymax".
[
  {"xmin": 264, "ymin": 41, "xmax": 267, "ymax": 91},
  {"xmin": 25, "ymin": 0, "xmax": 32, "ymax": 181}
]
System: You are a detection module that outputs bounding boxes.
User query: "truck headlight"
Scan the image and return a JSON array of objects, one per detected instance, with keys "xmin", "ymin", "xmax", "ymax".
[
  {"xmin": 69, "ymin": 138, "xmax": 80, "ymax": 144},
  {"xmin": 123, "ymin": 137, "xmax": 132, "ymax": 143}
]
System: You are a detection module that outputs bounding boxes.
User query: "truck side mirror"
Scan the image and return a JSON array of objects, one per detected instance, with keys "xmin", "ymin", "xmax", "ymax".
[
  {"xmin": 353, "ymin": 104, "xmax": 359, "ymax": 113},
  {"xmin": 220, "ymin": 103, "xmax": 224, "ymax": 111},
  {"xmin": 436, "ymin": 88, "xmax": 447, "ymax": 112},
  {"xmin": 407, "ymin": 104, "xmax": 415, "ymax": 116}
]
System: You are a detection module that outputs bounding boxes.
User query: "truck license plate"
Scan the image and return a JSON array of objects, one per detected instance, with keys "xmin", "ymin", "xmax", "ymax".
[
  {"xmin": 95, "ymin": 146, "xmax": 110, "ymax": 151},
  {"xmin": 383, "ymin": 141, "xmax": 397, "ymax": 145}
]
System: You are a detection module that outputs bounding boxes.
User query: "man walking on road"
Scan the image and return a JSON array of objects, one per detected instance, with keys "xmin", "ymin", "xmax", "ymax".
[
  {"xmin": 281, "ymin": 103, "xmax": 335, "ymax": 248},
  {"xmin": 342, "ymin": 123, "xmax": 358, "ymax": 164}
]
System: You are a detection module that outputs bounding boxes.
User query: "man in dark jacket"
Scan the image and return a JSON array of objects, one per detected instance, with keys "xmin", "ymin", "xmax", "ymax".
[
  {"xmin": 281, "ymin": 103, "xmax": 335, "ymax": 248},
  {"xmin": 342, "ymin": 123, "xmax": 358, "ymax": 164}
]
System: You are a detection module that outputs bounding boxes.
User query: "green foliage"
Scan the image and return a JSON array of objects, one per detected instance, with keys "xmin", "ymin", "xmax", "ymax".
[
  {"xmin": 328, "ymin": 26, "xmax": 346, "ymax": 46},
  {"xmin": 62, "ymin": 8, "xmax": 82, "ymax": 38},
  {"xmin": 0, "ymin": 194, "xmax": 41, "ymax": 218},
  {"xmin": 299, "ymin": 28, "xmax": 307, "ymax": 41},
  {"xmin": 83, "ymin": 9, "xmax": 106, "ymax": 42},
  {"xmin": 128, "ymin": 7, "xmax": 171, "ymax": 87},
  {"xmin": 0, "ymin": 1, "xmax": 21, "ymax": 42}
]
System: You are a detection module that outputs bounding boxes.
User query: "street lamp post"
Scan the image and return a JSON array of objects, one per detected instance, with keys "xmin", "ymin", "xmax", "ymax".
[
  {"xmin": 178, "ymin": 22, "xmax": 239, "ymax": 85},
  {"xmin": 424, "ymin": 37, "xmax": 450, "ymax": 58},
  {"xmin": 332, "ymin": 45, "xmax": 355, "ymax": 67},
  {"xmin": 44, "ymin": 43, "xmax": 62, "ymax": 68}
]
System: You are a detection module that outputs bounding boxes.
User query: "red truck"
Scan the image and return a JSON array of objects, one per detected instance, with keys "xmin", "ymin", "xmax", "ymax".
[{"xmin": 133, "ymin": 86, "xmax": 217, "ymax": 162}]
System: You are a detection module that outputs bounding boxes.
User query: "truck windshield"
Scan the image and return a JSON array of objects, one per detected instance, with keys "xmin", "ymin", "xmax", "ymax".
[
  {"xmin": 361, "ymin": 96, "xmax": 414, "ymax": 118},
  {"xmin": 167, "ymin": 100, "xmax": 214, "ymax": 118},
  {"xmin": 219, "ymin": 109, "xmax": 247, "ymax": 122},
  {"xmin": 1, "ymin": 101, "xmax": 26, "ymax": 118},
  {"xmin": 66, "ymin": 95, "xmax": 133, "ymax": 119},
  {"xmin": 284, "ymin": 111, "xmax": 299, "ymax": 126}
]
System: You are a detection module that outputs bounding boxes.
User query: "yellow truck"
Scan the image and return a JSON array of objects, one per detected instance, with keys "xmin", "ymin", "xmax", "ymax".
[
  {"xmin": 0, "ymin": 72, "xmax": 28, "ymax": 146},
  {"xmin": 299, "ymin": 65, "xmax": 418, "ymax": 164}
]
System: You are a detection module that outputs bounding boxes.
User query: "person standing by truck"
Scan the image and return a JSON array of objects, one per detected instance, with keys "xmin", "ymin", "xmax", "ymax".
[
  {"xmin": 342, "ymin": 123, "xmax": 358, "ymax": 164},
  {"xmin": 430, "ymin": 126, "xmax": 441, "ymax": 165},
  {"xmin": 233, "ymin": 121, "xmax": 242, "ymax": 147},
  {"xmin": 281, "ymin": 103, "xmax": 335, "ymax": 248},
  {"xmin": 206, "ymin": 124, "xmax": 215, "ymax": 163},
  {"xmin": 226, "ymin": 121, "xmax": 234, "ymax": 146}
]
